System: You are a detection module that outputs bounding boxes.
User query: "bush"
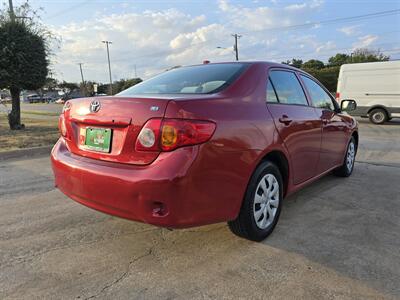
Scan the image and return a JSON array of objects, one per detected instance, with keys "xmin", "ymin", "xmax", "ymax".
[{"xmin": 302, "ymin": 66, "xmax": 340, "ymax": 92}]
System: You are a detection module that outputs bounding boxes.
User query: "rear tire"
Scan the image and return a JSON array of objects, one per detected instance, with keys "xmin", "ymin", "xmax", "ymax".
[
  {"xmin": 228, "ymin": 161, "xmax": 283, "ymax": 241},
  {"xmin": 334, "ymin": 136, "xmax": 356, "ymax": 177},
  {"xmin": 369, "ymin": 108, "xmax": 387, "ymax": 124}
]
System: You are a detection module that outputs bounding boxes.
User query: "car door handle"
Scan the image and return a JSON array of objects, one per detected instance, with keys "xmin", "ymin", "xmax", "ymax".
[{"xmin": 279, "ymin": 115, "xmax": 292, "ymax": 125}]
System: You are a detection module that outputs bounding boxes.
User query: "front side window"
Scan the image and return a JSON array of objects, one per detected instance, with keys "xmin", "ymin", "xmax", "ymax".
[
  {"xmin": 117, "ymin": 63, "xmax": 248, "ymax": 95},
  {"xmin": 300, "ymin": 75, "xmax": 335, "ymax": 110},
  {"xmin": 269, "ymin": 71, "xmax": 308, "ymax": 105}
]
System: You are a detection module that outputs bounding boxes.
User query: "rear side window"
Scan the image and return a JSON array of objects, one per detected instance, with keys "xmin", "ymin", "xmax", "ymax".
[
  {"xmin": 269, "ymin": 71, "xmax": 308, "ymax": 105},
  {"xmin": 266, "ymin": 78, "xmax": 278, "ymax": 102},
  {"xmin": 300, "ymin": 75, "xmax": 335, "ymax": 110}
]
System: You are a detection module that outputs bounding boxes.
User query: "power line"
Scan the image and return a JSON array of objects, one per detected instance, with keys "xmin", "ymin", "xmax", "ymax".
[
  {"xmin": 81, "ymin": 10, "xmax": 400, "ymax": 65},
  {"xmin": 248, "ymin": 45, "xmax": 400, "ymax": 63},
  {"xmin": 82, "ymin": 29, "xmax": 400, "ymax": 65},
  {"xmin": 240, "ymin": 9, "xmax": 400, "ymax": 35},
  {"xmin": 47, "ymin": 0, "xmax": 92, "ymax": 20},
  {"xmin": 50, "ymin": 9, "xmax": 400, "ymax": 81}
]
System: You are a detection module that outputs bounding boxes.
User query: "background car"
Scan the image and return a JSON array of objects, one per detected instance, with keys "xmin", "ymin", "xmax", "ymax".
[{"xmin": 26, "ymin": 94, "xmax": 43, "ymax": 103}]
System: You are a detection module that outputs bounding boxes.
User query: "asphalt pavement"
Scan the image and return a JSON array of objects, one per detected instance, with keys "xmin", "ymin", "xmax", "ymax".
[{"xmin": 0, "ymin": 118, "xmax": 399, "ymax": 299}]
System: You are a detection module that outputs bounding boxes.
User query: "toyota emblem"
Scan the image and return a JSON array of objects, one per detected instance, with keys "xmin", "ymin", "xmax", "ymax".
[{"xmin": 90, "ymin": 100, "xmax": 101, "ymax": 113}]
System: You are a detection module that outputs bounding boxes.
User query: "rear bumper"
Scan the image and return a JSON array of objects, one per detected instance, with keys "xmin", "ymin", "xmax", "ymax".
[{"xmin": 51, "ymin": 138, "xmax": 213, "ymax": 228}]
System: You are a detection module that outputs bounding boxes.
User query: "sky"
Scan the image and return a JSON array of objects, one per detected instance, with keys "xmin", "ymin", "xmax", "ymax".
[{"xmin": 10, "ymin": 0, "xmax": 400, "ymax": 83}]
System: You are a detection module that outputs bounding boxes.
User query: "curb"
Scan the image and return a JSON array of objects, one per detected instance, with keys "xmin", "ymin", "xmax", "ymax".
[{"xmin": 0, "ymin": 145, "xmax": 53, "ymax": 161}]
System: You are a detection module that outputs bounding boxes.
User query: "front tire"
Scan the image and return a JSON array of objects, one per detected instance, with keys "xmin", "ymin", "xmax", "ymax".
[
  {"xmin": 369, "ymin": 108, "xmax": 387, "ymax": 124},
  {"xmin": 334, "ymin": 136, "xmax": 356, "ymax": 177},
  {"xmin": 228, "ymin": 161, "xmax": 283, "ymax": 241}
]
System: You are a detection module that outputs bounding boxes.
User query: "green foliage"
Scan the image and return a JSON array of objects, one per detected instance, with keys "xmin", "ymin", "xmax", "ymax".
[
  {"xmin": 302, "ymin": 66, "xmax": 340, "ymax": 92},
  {"xmin": 114, "ymin": 78, "xmax": 142, "ymax": 93},
  {"xmin": 96, "ymin": 78, "xmax": 143, "ymax": 95},
  {"xmin": 0, "ymin": 1, "xmax": 51, "ymax": 129},
  {"xmin": 328, "ymin": 49, "xmax": 389, "ymax": 67},
  {"xmin": 327, "ymin": 53, "xmax": 350, "ymax": 67},
  {"xmin": 97, "ymin": 83, "xmax": 110, "ymax": 95},
  {"xmin": 0, "ymin": 20, "xmax": 48, "ymax": 90},
  {"xmin": 302, "ymin": 59, "xmax": 324, "ymax": 70},
  {"xmin": 59, "ymin": 81, "xmax": 79, "ymax": 92},
  {"xmin": 282, "ymin": 59, "xmax": 303, "ymax": 68},
  {"xmin": 349, "ymin": 48, "xmax": 389, "ymax": 64},
  {"xmin": 43, "ymin": 77, "xmax": 58, "ymax": 91},
  {"xmin": 283, "ymin": 48, "xmax": 390, "ymax": 92},
  {"xmin": 81, "ymin": 78, "xmax": 143, "ymax": 96}
]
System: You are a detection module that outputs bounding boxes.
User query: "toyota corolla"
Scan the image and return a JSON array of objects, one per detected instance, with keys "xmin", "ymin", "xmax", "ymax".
[{"xmin": 51, "ymin": 62, "xmax": 358, "ymax": 241}]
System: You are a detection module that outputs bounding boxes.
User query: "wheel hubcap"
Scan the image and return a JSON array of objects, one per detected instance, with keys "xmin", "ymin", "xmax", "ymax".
[
  {"xmin": 346, "ymin": 142, "xmax": 355, "ymax": 171},
  {"xmin": 253, "ymin": 174, "xmax": 279, "ymax": 229},
  {"xmin": 373, "ymin": 112, "xmax": 384, "ymax": 122}
]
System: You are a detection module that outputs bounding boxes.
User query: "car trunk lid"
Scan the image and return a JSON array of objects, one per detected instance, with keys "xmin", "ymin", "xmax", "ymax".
[{"xmin": 62, "ymin": 96, "xmax": 168, "ymax": 165}]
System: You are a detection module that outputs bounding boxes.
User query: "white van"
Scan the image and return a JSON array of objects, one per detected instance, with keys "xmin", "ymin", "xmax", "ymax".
[{"xmin": 336, "ymin": 60, "xmax": 400, "ymax": 124}]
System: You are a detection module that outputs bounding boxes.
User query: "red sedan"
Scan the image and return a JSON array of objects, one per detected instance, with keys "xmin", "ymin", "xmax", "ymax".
[{"xmin": 51, "ymin": 62, "xmax": 358, "ymax": 241}]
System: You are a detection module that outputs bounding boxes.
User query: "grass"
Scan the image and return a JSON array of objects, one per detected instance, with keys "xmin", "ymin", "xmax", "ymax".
[
  {"xmin": 22, "ymin": 110, "xmax": 60, "ymax": 117},
  {"xmin": 0, "ymin": 113, "xmax": 59, "ymax": 152}
]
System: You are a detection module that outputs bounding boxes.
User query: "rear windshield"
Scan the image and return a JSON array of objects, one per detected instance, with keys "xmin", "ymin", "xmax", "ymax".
[{"xmin": 117, "ymin": 63, "xmax": 248, "ymax": 95}]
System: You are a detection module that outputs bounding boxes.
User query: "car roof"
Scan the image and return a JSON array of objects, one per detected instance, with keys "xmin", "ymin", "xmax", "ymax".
[{"xmin": 185, "ymin": 61, "xmax": 301, "ymax": 72}]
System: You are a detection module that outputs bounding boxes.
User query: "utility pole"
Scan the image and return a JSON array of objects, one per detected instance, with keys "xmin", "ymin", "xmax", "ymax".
[
  {"xmin": 78, "ymin": 63, "xmax": 86, "ymax": 96},
  {"xmin": 78, "ymin": 63, "xmax": 85, "ymax": 85},
  {"xmin": 8, "ymin": 0, "xmax": 15, "ymax": 22},
  {"xmin": 134, "ymin": 64, "xmax": 137, "ymax": 78},
  {"xmin": 102, "ymin": 40, "xmax": 113, "ymax": 95},
  {"xmin": 232, "ymin": 33, "xmax": 242, "ymax": 61}
]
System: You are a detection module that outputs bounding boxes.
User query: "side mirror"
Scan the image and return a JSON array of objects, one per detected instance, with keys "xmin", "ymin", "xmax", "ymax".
[{"xmin": 340, "ymin": 99, "xmax": 357, "ymax": 112}]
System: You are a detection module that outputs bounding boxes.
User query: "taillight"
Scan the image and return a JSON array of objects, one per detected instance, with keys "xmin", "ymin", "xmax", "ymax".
[
  {"xmin": 62, "ymin": 101, "xmax": 71, "ymax": 113},
  {"xmin": 135, "ymin": 119, "xmax": 162, "ymax": 151},
  {"xmin": 335, "ymin": 92, "xmax": 340, "ymax": 102},
  {"xmin": 59, "ymin": 101, "xmax": 71, "ymax": 137},
  {"xmin": 58, "ymin": 114, "xmax": 67, "ymax": 137},
  {"xmin": 160, "ymin": 119, "xmax": 215, "ymax": 151},
  {"xmin": 135, "ymin": 118, "xmax": 216, "ymax": 152}
]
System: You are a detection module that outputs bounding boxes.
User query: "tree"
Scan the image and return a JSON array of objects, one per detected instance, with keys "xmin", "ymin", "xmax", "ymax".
[
  {"xmin": 328, "ymin": 49, "xmax": 389, "ymax": 67},
  {"xmin": 302, "ymin": 66, "xmax": 340, "ymax": 92},
  {"xmin": 59, "ymin": 81, "xmax": 79, "ymax": 93},
  {"xmin": 328, "ymin": 53, "xmax": 350, "ymax": 67},
  {"xmin": 43, "ymin": 77, "xmax": 58, "ymax": 91},
  {"xmin": 0, "ymin": 2, "xmax": 49, "ymax": 129},
  {"xmin": 302, "ymin": 59, "xmax": 325, "ymax": 70},
  {"xmin": 282, "ymin": 59, "xmax": 303, "ymax": 69},
  {"xmin": 350, "ymin": 48, "xmax": 389, "ymax": 63},
  {"xmin": 114, "ymin": 78, "xmax": 142, "ymax": 93}
]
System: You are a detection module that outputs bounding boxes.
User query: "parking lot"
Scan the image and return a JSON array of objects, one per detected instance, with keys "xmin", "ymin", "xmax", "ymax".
[{"xmin": 0, "ymin": 119, "xmax": 399, "ymax": 299}]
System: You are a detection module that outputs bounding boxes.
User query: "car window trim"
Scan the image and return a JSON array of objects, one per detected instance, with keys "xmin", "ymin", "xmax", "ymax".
[
  {"xmin": 267, "ymin": 68, "xmax": 311, "ymax": 107},
  {"xmin": 266, "ymin": 77, "xmax": 280, "ymax": 103},
  {"xmin": 298, "ymin": 73, "xmax": 339, "ymax": 111}
]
